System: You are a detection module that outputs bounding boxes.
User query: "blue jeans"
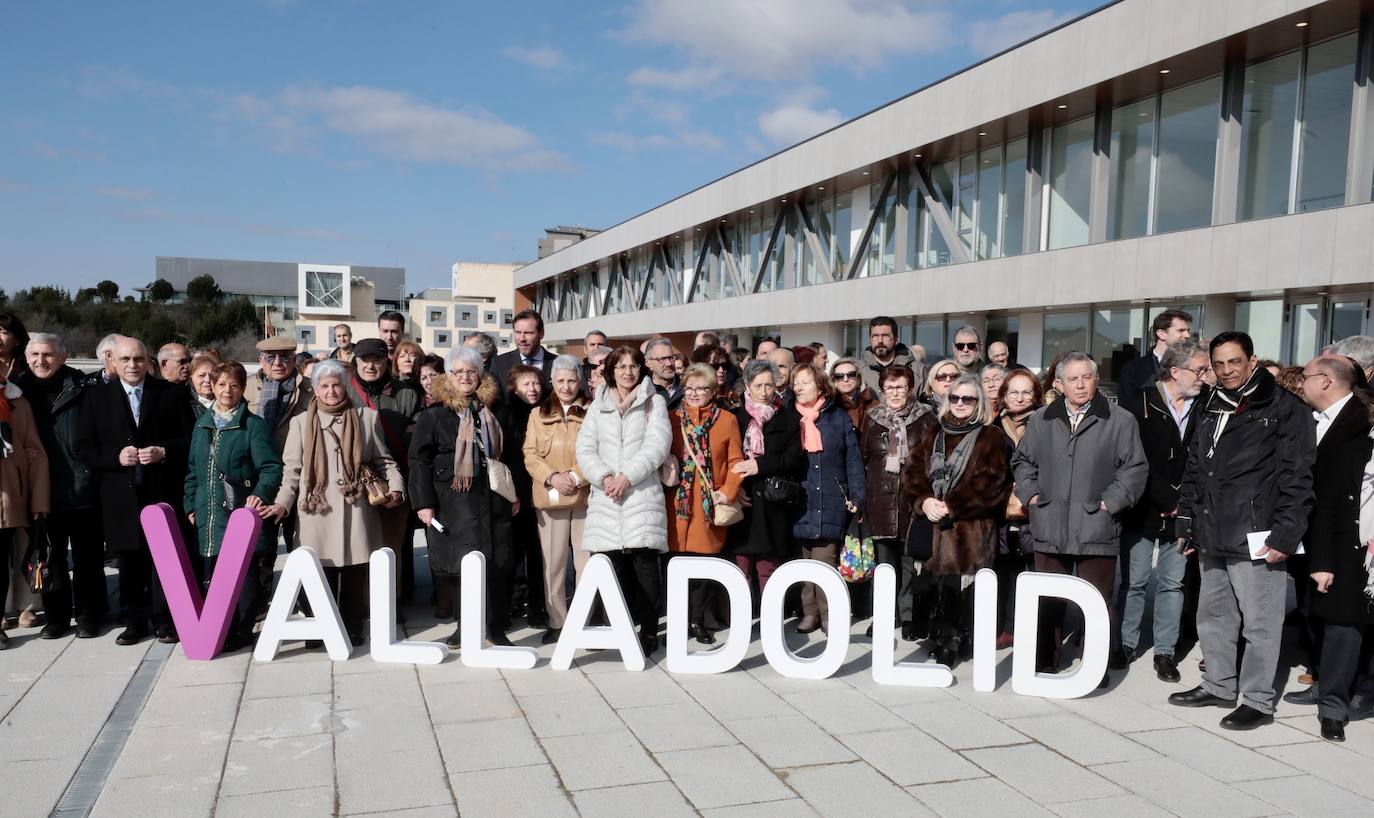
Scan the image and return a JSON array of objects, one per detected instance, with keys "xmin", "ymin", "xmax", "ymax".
[{"xmin": 1120, "ymin": 531, "xmax": 1186, "ymax": 657}]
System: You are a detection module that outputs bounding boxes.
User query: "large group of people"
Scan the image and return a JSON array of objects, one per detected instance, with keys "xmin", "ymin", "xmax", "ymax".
[{"xmin": 1, "ymin": 304, "xmax": 1372, "ymax": 744}]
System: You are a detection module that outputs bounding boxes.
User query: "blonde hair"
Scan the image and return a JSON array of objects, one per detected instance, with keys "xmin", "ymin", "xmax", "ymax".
[
  {"xmin": 682, "ymin": 362, "xmax": 718, "ymax": 396},
  {"xmin": 939, "ymin": 373, "xmax": 991, "ymax": 426}
]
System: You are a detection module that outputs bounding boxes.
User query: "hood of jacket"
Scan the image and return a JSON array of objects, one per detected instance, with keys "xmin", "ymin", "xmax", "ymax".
[
  {"xmin": 859, "ymin": 344, "xmax": 915, "ymax": 371},
  {"xmin": 430, "ymin": 371, "xmax": 499, "ymax": 413}
]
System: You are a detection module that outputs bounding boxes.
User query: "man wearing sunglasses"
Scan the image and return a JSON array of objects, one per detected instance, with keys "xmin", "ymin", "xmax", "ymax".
[
  {"xmin": 951, "ymin": 325, "xmax": 983, "ymax": 373},
  {"xmin": 157, "ymin": 342, "xmax": 192, "ymax": 384}
]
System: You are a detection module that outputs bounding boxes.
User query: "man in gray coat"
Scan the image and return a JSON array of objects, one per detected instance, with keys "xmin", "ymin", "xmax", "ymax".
[{"xmin": 1012, "ymin": 352, "xmax": 1148, "ymax": 684}]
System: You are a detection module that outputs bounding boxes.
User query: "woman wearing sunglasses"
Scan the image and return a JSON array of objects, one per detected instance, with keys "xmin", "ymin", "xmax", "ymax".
[
  {"xmin": 923, "ymin": 359, "xmax": 962, "ymax": 411},
  {"xmin": 902, "ymin": 374, "xmax": 1011, "ymax": 666},
  {"xmin": 831, "ymin": 357, "xmax": 879, "ymax": 436}
]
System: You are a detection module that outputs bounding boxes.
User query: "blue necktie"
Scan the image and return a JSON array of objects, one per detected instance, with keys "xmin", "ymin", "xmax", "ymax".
[{"xmin": 129, "ymin": 386, "xmax": 143, "ymax": 485}]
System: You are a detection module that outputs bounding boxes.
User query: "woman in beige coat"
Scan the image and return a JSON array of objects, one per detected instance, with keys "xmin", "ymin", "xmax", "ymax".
[
  {"xmin": 0, "ymin": 376, "xmax": 50, "ymax": 650},
  {"xmin": 523, "ymin": 354, "xmax": 590, "ymax": 644},
  {"xmin": 264, "ymin": 359, "xmax": 404, "ymax": 642}
]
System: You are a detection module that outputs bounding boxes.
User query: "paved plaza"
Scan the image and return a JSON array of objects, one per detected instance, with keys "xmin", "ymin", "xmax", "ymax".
[{"xmin": 4, "ymin": 555, "xmax": 1374, "ymax": 818}]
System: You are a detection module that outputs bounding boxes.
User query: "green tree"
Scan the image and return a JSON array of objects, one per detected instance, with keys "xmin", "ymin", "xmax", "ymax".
[
  {"xmin": 95, "ymin": 280, "xmax": 120, "ymax": 302},
  {"xmin": 75, "ymin": 287, "xmax": 97, "ymax": 305},
  {"xmin": 185, "ymin": 274, "xmax": 222, "ymax": 304},
  {"xmin": 149, "ymin": 278, "xmax": 175, "ymax": 302}
]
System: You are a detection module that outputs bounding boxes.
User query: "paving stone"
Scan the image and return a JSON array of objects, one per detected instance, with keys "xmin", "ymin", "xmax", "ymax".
[
  {"xmin": 573, "ymin": 781, "xmax": 696, "ymax": 817},
  {"xmin": 722, "ymin": 714, "xmax": 857, "ymax": 768},
  {"xmin": 1128, "ymin": 725, "xmax": 1292, "ymax": 782},
  {"xmin": 219, "ymin": 734, "xmax": 335, "ymax": 797},
  {"xmin": 946, "ymin": 676, "xmax": 1063, "ymax": 720},
  {"xmin": 108, "ymin": 722, "xmax": 232, "ymax": 779},
  {"xmin": 231, "ymin": 694, "xmax": 333, "ymax": 742},
  {"xmin": 138, "ymin": 681, "xmax": 241, "ymax": 729},
  {"xmin": 6, "ymin": 757, "xmax": 82, "ymax": 817},
  {"xmin": 519, "ymin": 689, "xmax": 621, "ymax": 738},
  {"xmin": 676, "ymin": 672, "xmax": 798, "ymax": 721},
  {"xmin": 157, "ymin": 651, "xmax": 251, "ymax": 687},
  {"xmin": 1156, "ymin": 700, "xmax": 1318, "ymax": 748},
  {"xmin": 589, "ymin": 666, "xmax": 692, "ymax": 709},
  {"xmin": 656, "ymin": 744, "xmax": 796, "ymax": 809},
  {"xmin": 1049, "ymin": 793, "xmax": 1175, "ymax": 817},
  {"xmin": 0, "ymin": 674, "xmax": 126, "ymax": 761},
  {"xmin": 840, "ymin": 726, "xmax": 986, "ymax": 786},
  {"xmin": 1279, "ymin": 714, "xmax": 1374, "ymax": 759},
  {"xmin": 242, "ymin": 659, "xmax": 332, "ymax": 700},
  {"xmin": 1244, "ymin": 772, "xmax": 1374, "ymax": 817},
  {"xmin": 891, "ymin": 698, "xmax": 1029, "ymax": 750},
  {"xmin": 1057, "ymin": 689, "xmax": 1191, "ymax": 733},
  {"xmin": 422, "ymin": 679, "xmax": 523, "ymax": 723},
  {"xmin": 839, "ymin": 666, "xmax": 954, "ymax": 707},
  {"xmin": 336, "ymin": 747, "xmax": 451, "ymax": 814},
  {"xmin": 435, "ymin": 717, "xmax": 546, "ymax": 773},
  {"xmin": 334, "ymin": 705, "xmax": 437, "ymax": 757},
  {"xmin": 541, "ymin": 728, "xmax": 668, "ymax": 790},
  {"xmin": 502, "ymin": 665, "xmax": 595, "ymax": 697},
  {"xmin": 782, "ymin": 761, "xmax": 933, "ymax": 815},
  {"xmin": 216, "ymin": 785, "xmax": 335, "ymax": 818},
  {"xmin": 700, "ymin": 799, "xmax": 819, "ymax": 817},
  {"xmin": 1095, "ymin": 756, "xmax": 1278, "ymax": 818},
  {"xmin": 45, "ymin": 635, "xmax": 148, "ymax": 678},
  {"xmin": 451, "ymin": 763, "xmax": 577, "ymax": 818},
  {"xmin": 963, "ymin": 744, "xmax": 1125, "ymax": 804},
  {"xmin": 415, "ymin": 656, "xmax": 503, "ymax": 684},
  {"xmin": 909, "ymin": 777, "xmax": 1056, "ymax": 817},
  {"xmin": 90, "ymin": 771, "xmax": 219, "ymax": 818},
  {"xmin": 332, "ymin": 664, "xmax": 424, "ymax": 710},
  {"xmin": 1260, "ymin": 741, "xmax": 1374, "ymax": 799},
  {"xmin": 619, "ymin": 701, "xmax": 735, "ymax": 752},
  {"xmin": 782, "ymin": 686, "xmax": 903, "ymax": 734},
  {"xmin": 1005, "ymin": 713, "xmax": 1157, "ymax": 765}
]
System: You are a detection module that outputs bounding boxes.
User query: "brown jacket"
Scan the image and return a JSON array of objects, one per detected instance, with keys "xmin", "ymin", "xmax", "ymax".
[
  {"xmin": 523, "ymin": 396, "xmax": 590, "ymax": 511},
  {"xmin": 903, "ymin": 421, "xmax": 1011, "ymax": 576},
  {"xmin": 1, "ymin": 389, "xmax": 51, "ymax": 529},
  {"xmin": 666, "ymin": 404, "xmax": 745, "ymax": 554}
]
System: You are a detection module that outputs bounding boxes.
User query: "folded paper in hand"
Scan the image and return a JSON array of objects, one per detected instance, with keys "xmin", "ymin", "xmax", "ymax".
[{"xmin": 1246, "ymin": 530, "xmax": 1304, "ymax": 560}]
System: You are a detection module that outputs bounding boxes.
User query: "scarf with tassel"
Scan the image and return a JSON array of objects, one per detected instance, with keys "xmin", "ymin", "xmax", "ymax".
[
  {"xmin": 301, "ymin": 396, "xmax": 362, "ymax": 515},
  {"xmin": 452, "ymin": 402, "xmax": 502, "ymax": 492}
]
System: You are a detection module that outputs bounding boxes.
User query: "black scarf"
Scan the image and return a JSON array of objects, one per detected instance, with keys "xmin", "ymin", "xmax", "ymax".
[{"xmin": 930, "ymin": 416, "xmax": 982, "ymax": 499}]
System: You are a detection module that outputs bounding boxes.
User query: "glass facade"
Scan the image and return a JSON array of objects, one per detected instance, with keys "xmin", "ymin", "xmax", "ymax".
[
  {"xmin": 1155, "ymin": 77, "xmax": 1221, "ymax": 233},
  {"xmin": 1297, "ymin": 33, "xmax": 1358, "ymax": 212},
  {"xmin": 1048, "ymin": 117, "xmax": 1095, "ymax": 249},
  {"xmin": 1002, "ymin": 139, "xmax": 1028, "ymax": 257},
  {"xmin": 1108, "ymin": 98, "xmax": 1155, "ymax": 240},
  {"xmin": 1239, "ymin": 51, "xmax": 1301, "ymax": 221},
  {"xmin": 1043, "ymin": 312, "xmax": 1090, "ymax": 370}
]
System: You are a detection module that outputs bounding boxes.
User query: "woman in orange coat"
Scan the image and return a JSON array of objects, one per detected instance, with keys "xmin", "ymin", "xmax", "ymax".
[{"xmin": 666, "ymin": 363, "xmax": 744, "ymax": 643}]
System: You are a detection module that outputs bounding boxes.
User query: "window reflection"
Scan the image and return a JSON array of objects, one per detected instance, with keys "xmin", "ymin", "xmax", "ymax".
[
  {"xmin": 1297, "ymin": 34, "xmax": 1357, "ymax": 213},
  {"xmin": 1239, "ymin": 51, "xmax": 1301, "ymax": 220},
  {"xmin": 1048, "ymin": 117, "xmax": 1094, "ymax": 249},
  {"xmin": 1108, "ymin": 98, "xmax": 1155, "ymax": 240},
  {"xmin": 1155, "ymin": 77, "xmax": 1220, "ymax": 233}
]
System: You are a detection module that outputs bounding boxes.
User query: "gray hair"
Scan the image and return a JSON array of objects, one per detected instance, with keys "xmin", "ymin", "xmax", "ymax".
[
  {"xmin": 1159, "ymin": 340, "xmax": 1206, "ymax": 378},
  {"xmin": 96, "ymin": 333, "xmax": 122, "ymax": 359},
  {"xmin": 311, "ymin": 359, "xmax": 349, "ymax": 390},
  {"xmin": 550, "ymin": 353, "xmax": 583, "ymax": 384},
  {"xmin": 766, "ymin": 346, "xmax": 795, "ymax": 365},
  {"xmin": 952, "ymin": 324, "xmax": 981, "ymax": 342},
  {"xmin": 157, "ymin": 343, "xmax": 188, "ymax": 364},
  {"xmin": 742, "ymin": 358, "xmax": 781, "ymax": 387},
  {"xmin": 464, "ymin": 332, "xmax": 497, "ymax": 362},
  {"xmin": 26, "ymin": 332, "xmax": 66, "ymax": 355},
  {"xmin": 1054, "ymin": 351, "xmax": 1098, "ymax": 381},
  {"xmin": 447, "ymin": 346, "xmax": 484, "ymax": 372},
  {"xmin": 981, "ymin": 363, "xmax": 1007, "ymax": 379},
  {"xmin": 938, "ymin": 373, "xmax": 991, "ymax": 426},
  {"xmin": 645, "ymin": 337, "xmax": 674, "ymax": 357},
  {"xmin": 1331, "ymin": 335, "xmax": 1374, "ymax": 373}
]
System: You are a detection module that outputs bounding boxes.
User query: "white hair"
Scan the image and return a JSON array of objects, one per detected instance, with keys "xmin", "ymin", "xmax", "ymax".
[
  {"xmin": 1055, "ymin": 351, "xmax": 1098, "ymax": 381},
  {"xmin": 550, "ymin": 353, "xmax": 583, "ymax": 384},
  {"xmin": 26, "ymin": 332, "xmax": 66, "ymax": 355},
  {"xmin": 447, "ymin": 346, "xmax": 484, "ymax": 372},
  {"xmin": 96, "ymin": 333, "xmax": 122, "ymax": 358},
  {"xmin": 1331, "ymin": 335, "xmax": 1374, "ymax": 373},
  {"xmin": 311, "ymin": 358, "xmax": 349, "ymax": 390},
  {"xmin": 157, "ymin": 343, "xmax": 188, "ymax": 364}
]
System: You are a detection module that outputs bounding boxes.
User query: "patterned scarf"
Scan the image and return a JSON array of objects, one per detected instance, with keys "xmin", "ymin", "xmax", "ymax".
[
  {"xmin": 452, "ymin": 402, "xmax": 503, "ymax": 492},
  {"xmin": 929, "ymin": 416, "xmax": 982, "ymax": 499},
  {"xmin": 795, "ymin": 398, "xmax": 825, "ymax": 453},
  {"xmin": 259, "ymin": 374, "xmax": 294, "ymax": 430},
  {"xmin": 1205, "ymin": 367, "xmax": 1264, "ymax": 460},
  {"xmin": 301, "ymin": 396, "xmax": 361, "ymax": 515},
  {"xmin": 742, "ymin": 392, "xmax": 779, "ymax": 458},
  {"xmin": 1000, "ymin": 407, "xmax": 1034, "ymax": 446},
  {"xmin": 868, "ymin": 399, "xmax": 928, "ymax": 473},
  {"xmin": 676, "ymin": 403, "xmax": 720, "ymax": 521}
]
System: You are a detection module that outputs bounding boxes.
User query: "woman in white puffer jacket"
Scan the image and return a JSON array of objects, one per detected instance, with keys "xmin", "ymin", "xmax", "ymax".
[{"xmin": 576, "ymin": 345, "xmax": 672, "ymax": 654}]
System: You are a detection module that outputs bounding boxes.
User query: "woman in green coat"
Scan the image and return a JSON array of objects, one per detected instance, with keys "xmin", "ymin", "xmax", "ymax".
[{"xmin": 183, "ymin": 361, "xmax": 283, "ymax": 649}]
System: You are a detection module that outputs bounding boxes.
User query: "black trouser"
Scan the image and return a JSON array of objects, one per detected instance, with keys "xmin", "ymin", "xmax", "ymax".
[
  {"xmin": 117, "ymin": 547, "xmax": 168, "ymax": 629},
  {"xmin": 668, "ymin": 553, "xmax": 714, "ymax": 628},
  {"xmin": 994, "ymin": 547, "xmax": 1031, "ymax": 635},
  {"xmin": 433, "ymin": 542, "xmax": 519, "ymax": 633},
  {"xmin": 191, "ymin": 551, "xmax": 259, "ymax": 639},
  {"xmin": 1317, "ymin": 622, "xmax": 1374, "ymax": 722},
  {"xmin": 612, "ymin": 549, "xmax": 661, "ymax": 637},
  {"xmin": 41, "ymin": 512, "xmax": 108, "ymax": 627},
  {"xmin": 875, "ymin": 538, "xmax": 915, "ymax": 625},
  {"xmin": 1284, "ymin": 555, "xmax": 1323, "ymax": 677},
  {"xmin": 1032, "ymin": 553, "xmax": 1117, "ymax": 668},
  {"xmin": 323, "ymin": 564, "xmax": 370, "ymax": 637},
  {"xmin": 511, "ymin": 508, "xmax": 545, "ymax": 620}
]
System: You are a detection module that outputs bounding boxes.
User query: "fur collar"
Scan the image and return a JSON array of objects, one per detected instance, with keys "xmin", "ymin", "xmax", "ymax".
[
  {"xmin": 537, "ymin": 393, "xmax": 588, "ymax": 420},
  {"xmin": 430, "ymin": 371, "xmax": 498, "ymax": 412}
]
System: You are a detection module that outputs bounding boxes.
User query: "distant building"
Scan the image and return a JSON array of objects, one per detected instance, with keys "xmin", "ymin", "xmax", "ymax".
[
  {"xmin": 538, "ymin": 226, "xmax": 600, "ymax": 260},
  {"xmin": 401, "ymin": 261, "xmax": 526, "ymax": 353}
]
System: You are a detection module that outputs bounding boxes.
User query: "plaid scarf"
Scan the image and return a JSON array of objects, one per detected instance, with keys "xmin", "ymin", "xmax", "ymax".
[
  {"xmin": 259, "ymin": 374, "xmax": 295, "ymax": 430},
  {"xmin": 676, "ymin": 403, "xmax": 719, "ymax": 521}
]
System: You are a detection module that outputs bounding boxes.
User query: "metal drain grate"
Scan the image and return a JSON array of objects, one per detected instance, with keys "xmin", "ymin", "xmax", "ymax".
[{"xmin": 51, "ymin": 641, "xmax": 174, "ymax": 817}]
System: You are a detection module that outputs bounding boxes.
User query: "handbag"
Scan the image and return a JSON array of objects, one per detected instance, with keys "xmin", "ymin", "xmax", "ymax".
[
  {"xmin": 485, "ymin": 457, "xmax": 519, "ymax": 504},
  {"xmin": 357, "ymin": 463, "xmax": 391, "ymax": 506},
  {"xmin": 839, "ymin": 514, "xmax": 876, "ymax": 582},
  {"xmin": 757, "ymin": 475, "xmax": 805, "ymax": 509},
  {"xmin": 22, "ymin": 519, "xmax": 62, "ymax": 594},
  {"xmin": 659, "ymin": 455, "xmax": 680, "ymax": 487},
  {"xmin": 682, "ymin": 434, "xmax": 743, "ymax": 527},
  {"xmin": 905, "ymin": 514, "xmax": 934, "ymax": 561},
  {"xmin": 220, "ymin": 473, "xmax": 255, "ymax": 511}
]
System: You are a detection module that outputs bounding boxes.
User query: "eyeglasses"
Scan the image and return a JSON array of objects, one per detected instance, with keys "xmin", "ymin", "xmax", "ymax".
[
  {"xmin": 261, "ymin": 353, "xmax": 292, "ymax": 364},
  {"xmin": 1177, "ymin": 365, "xmax": 1212, "ymax": 378},
  {"xmin": 933, "ymin": 372, "xmax": 959, "ymax": 382},
  {"xmin": 683, "ymin": 386, "xmax": 713, "ymax": 394},
  {"xmin": 648, "ymin": 355, "xmax": 675, "ymax": 363},
  {"xmin": 948, "ymin": 394, "xmax": 978, "ymax": 405},
  {"xmin": 712, "ymin": 362, "xmax": 730, "ymax": 370},
  {"xmin": 882, "ymin": 383, "xmax": 909, "ymax": 392},
  {"xmin": 451, "ymin": 369, "xmax": 479, "ymax": 378},
  {"xmin": 833, "ymin": 371, "xmax": 859, "ymax": 381},
  {"xmin": 1299, "ymin": 371, "xmax": 1330, "ymax": 383},
  {"xmin": 953, "ymin": 342, "xmax": 980, "ymax": 351},
  {"xmin": 168, "ymin": 357, "xmax": 191, "ymax": 366},
  {"xmin": 613, "ymin": 364, "xmax": 640, "ymax": 373}
]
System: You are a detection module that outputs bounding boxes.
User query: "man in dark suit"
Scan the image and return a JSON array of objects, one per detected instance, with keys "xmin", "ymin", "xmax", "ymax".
[
  {"xmin": 1287, "ymin": 355, "xmax": 1374, "ymax": 741},
  {"xmin": 1118, "ymin": 309, "xmax": 1193, "ymax": 408},
  {"xmin": 490, "ymin": 309, "xmax": 554, "ymax": 397},
  {"xmin": 76, "ymin": 337, "xmax": 195, "ymax": 646}
]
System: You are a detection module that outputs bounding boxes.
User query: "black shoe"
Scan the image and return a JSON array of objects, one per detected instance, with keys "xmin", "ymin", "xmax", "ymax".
[
  {"xmin": 444, "ymin": 628, "xmax": 462, "ymax": 649},
  {"xmin": 349, "ymin": 632, "xmax": 364, "ymax": 647},
  {"xmin": 541, "ymin": 628, "xmax": 561, "ymax": 645},
  {"xmin": 1220, "ymin": 705, "xmax": 1274, "ymax": 730},
  {"xmin": 1099, "ymin": 671, "xmax": 1110, "ymax": 689},
  {"xmin": 116, "ymin": 624, "xmax": 150, "ymax": 646},
  {"xmin": 1283, "ymin": 684, "xmax": 1319, "ymax": 706},
  {"xmin": 1320, "ymin": 717, "xmax": 1346, "ymax": 742},
  {"xmin": 691, "ymin": 625, "xmax": 716, "ymax": 646},
  {"xmin": 0, "ymin": 631, "xmax": 8, "ymax": 650},
  {"xmin": 156, "ymin": 626, "xmax": 179, "ymax": 644},
  {"xmin": 1168, "ymin": 685, "xmax": 1237, "ymax": 709},
  {"xmin": 1109, "ymin": 646, "xmax": 1136, "ymax": 670},
  {"xmin": 639, "ymin": 634, "xmax": 659, "ymax": 655},
  {"xmin": 795, "ymin": 617, "xmax": 821, "ymax": 634},
  {"xmin": 527, "ymin": 612, "xmax": 548, "ymax": 629},
  {"xmin": 305, "ymin": 640, "xmax": 324, "ymax": 650},
  {"xmin": 487, "ymin": 631, "xmax": 513, "ymax": 647},
  {"xmin": 40, "ymin": 622, "xmax": 72, "ymax": 640},
  {"xmin": 900, "ymin": 623, "xmax": 916, "ymax": 642},
  {"xmin": 221, "ymin": 632, "xmax": 246, "ymax": 653},
  {"xmin": 1348, "ymin": 695, "xmax": 1374, "ymax": 721},
  {"xmin": 75, "ymin": 620, "xmax": 100, "ymax": 639},
  {"xmin": 1154, "ymin": 655, "xmax": 1181, "ymax": 683}
]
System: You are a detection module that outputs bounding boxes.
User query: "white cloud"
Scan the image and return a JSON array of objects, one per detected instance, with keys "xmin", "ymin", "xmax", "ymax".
[
  {"xmin": 226, "ymin": 84, "xmax": 569, "ymax": 171},
  {"xmin": 626, "ymin": 65, "xmax": 724, "ymax": 91},
  {"xmin": 968, "ymin": 8, "xmax": 1077, "ymax": 57},
  {"xmin": 592, "ymin": 130, "xmax": 724, "ymax": 152},
  {"xmin": 501, "ymin": 45, "xmax": 567, "ymax": 71},
  {"xmin": 621, "ymin": 0, "xmax": 955, "ymax": 82},
  {"xmin": 758, "ymin": 102, "xmax": 844, "ymax": 146}
]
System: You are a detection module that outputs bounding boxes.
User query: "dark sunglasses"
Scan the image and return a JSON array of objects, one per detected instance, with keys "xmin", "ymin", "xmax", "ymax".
[
  {"xmin": 933, "ymin": 372, "xmax": 959, "ymax": 382},
  {"xmin": 168, "ymin": 357, "xmax": 191, "ymax": 366},
  {"xmin": 833, "ymin": 371, "xmax": 860, "ymax": 381},
  {"xmin": 953, "ymin": 342, "xmax": 980, "ymax": 351},
  {"xmin": 261, "ymin": 353, "xmax": 293, "ymax": 364},
  {"xmin": 712, "ymin": 362, "xmax": 730, "ymax": 369},
  {"xmin": 948, "ymin": 394, "xmax": 978, "ymax": 405}
]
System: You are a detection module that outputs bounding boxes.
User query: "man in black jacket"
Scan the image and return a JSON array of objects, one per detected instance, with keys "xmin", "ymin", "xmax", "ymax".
[
  {"xmin": 16, "ymin": 332, "xmax": 104, "ymax": 638},
  {"xmin": 76, "ymin": 337, "xmax": 195, "ymax": 645},
  {"xmin": 490, "ymin": 309, "xmax": 554, "ymax": 398},
  {"xmin": 1170, "ymin": 332, "xmax": 1316, "ymax": 730},
  {"xmin": 1119, "ymin": 340, "xmax": 1209, "ymax": 682},
  {"xmin": 1117, "ymin": 309, "xmax": 1193, "ymax": 409},
  {"xmin": 645, "ymin": 338, "xmax": 683, "ymax": 410},
  {"xmin": 1291, "ymin": 355, "xmax": 1374, "ymax": 742}
]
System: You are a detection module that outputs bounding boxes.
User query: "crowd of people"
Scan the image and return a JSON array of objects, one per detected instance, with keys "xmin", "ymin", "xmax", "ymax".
[{"xmin": 1, "ymin": 305, "xmax": 1372, "ymax": 742}]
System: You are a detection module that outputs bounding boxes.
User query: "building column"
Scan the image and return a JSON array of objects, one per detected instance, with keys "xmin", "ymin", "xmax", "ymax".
[
  {"xmin": 1202, "ymin": 296, "xmax": 1237, "ymax": 342},
  {"xmin": 1017, "ymin": 311, "xmax": 1045, "ymax": 372}
]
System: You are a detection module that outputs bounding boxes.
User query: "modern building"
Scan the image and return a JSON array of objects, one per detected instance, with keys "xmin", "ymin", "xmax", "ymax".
[
  {"xmin": 153, "ymin": 256, "xmax": 406, "ymax": 351},
  {"xmin": 516, "ymin": 0, "xmax": 1374, "ymax": 382},
  {"xmin": 403, "ymin": 261, "xmax": 525, "ymax": 353}
]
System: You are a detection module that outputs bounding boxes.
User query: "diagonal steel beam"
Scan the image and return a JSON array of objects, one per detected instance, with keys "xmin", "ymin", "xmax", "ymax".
[
  {"xmin": 846, "ymin": 170, "xmax": 896, "ymax": 279},
  {"xmin": 656, "ymin": 244, "xmax": 684, "ymax": 306},
  {"xmin": 794, "ymin": 201, "xmax": 834, "ymax": 282},
  {"xmin": 687, "ymin": 232, "xmax": 712, "ymax": 302},
  {"xmin": 911, "ymin": 164, "xmax": 971, "ymax": 265},
  {"xmin": 715, "ymin": 225, "xmax": 747, "ymax": 296},
  {"xmin": 753, "ymin": 209, "xmax": 786, "ymax": 293}
]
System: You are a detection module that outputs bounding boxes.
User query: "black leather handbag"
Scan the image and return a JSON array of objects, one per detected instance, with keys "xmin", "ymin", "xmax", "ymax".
[
  {"xmin": 220, "ymin": 474, "xmax": 255, "ymax": 511},
  {"xmin": 757, "ymin": 475, "xmax": 805, "ymax": 509},
  {"xmin": 22, "ymin": 519, "xmax": 62, "ymax": 594}
]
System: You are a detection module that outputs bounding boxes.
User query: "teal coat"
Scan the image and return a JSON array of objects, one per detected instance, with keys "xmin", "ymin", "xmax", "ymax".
[{"xmin": 183, "ymin": 402, "xmax": 284, "ymax": 557}]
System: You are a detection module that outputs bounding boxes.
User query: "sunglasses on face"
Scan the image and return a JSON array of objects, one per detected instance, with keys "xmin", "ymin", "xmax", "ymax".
[
  {"xmin": 948, "ymin": 394, "xmax": 978, "ymax": 405},
  {"xmin": 933, "ymin": 372, "xmax": 959, "ymax": 382},
  {"xmin": 262, "ymin": 353, "xmax": 292, "ymax": 364},
  {"xmin": 953, "ymin": 342, "xmax": 979, "ymax": 351},
  {"xmin": 833, "ymin": 371, "xmax": 859, "ymax": 381}
]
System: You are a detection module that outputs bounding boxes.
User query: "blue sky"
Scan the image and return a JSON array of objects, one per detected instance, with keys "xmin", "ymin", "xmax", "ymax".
[{"xmin": 0, "ymin": 0, "xmax": 1100, "ymax": 294}]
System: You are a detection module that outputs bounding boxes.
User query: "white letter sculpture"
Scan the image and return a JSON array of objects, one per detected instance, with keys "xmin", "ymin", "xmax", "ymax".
[
  {"xmin": 254, "ymin": 547, "xmax": 351, "ymax": 662},
  {"xmin": 972, "ymin": 568, "xmax": 998, "ymax": 692},
  {"xmin": 1012, "ymin": 571, "xmax": 1110, "ymax": 699},
  {"xmin": 550, "ymin": 553, "xmax": 645, "ymax": 671},
  {"xmin": 369, "ymin": 548, "xmax": 447, "ymax": 665},
  {"xmin": 665, "ymin": 556, "xmax": 751, "ymax": 675},
  {"xmin": 870, "ymin": 563, "xmax": 952, "ymax": 687},
  {"xmin": 760, "ymin": 559, "xmax": 850, "ymax": 680},
  {"xmin": 460, "ymin": 551, "xmax": 538, "ymax": 670}
]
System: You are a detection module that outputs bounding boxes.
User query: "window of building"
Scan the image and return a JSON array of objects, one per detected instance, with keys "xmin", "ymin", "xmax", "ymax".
[
  {"xmin": 864, "ymin": 177, "xmax": 898, "ymax": 277},
  {"xmin": 1235, "ymin": 299, "xmax": 1284, "ymax": 361},
  {"xmin": 986, "ymin": 314, "xmax": 1020, "ymax": 364},
  {"xmin": 1042, "ymin": 311, "xmax": 1090, "ymax": 369},
  {"xmin": 1047, "ymin": 117, "xmax": 1095, "ymax": 249},
  {"xmin": 434, "ymin": 332, "xmax": 450, "ymax": 348},
  {"xmin": 1327, "ymin": 297, "xmax": 1367, "ymax": 346},
  {"xmin": 914, "ymin": 318, "xmax": 946, "ymax": 364},
  {"xmin": 1288, "ymin": 299, "xmax": 1322, "ymax": 364},
  {"xmin": 976, "ymin": 147, "xmax": 1002, "ymax": 259},
  {"xmin": 1239, "ymin": 51, "xmax": 1301, "ymax": 221},
  {"xmin": 1002, "ymin": 138, "xmax": 1028, "ymax": 257},
  {"xmin": 297, "ymin": 326, "xmax": 315, "ymax": 344},
  {"xmin": 1108, "ymin": 98, "xmax": 1155, "ymax": 240},
  {"xmin": 498, "ymin": 334, "xmax": 512, "ymax": 348},
  {"xmin": 302, "ymin": 268, "xmax": 346, "ymax": 311},
  {"xmin": 1091, "ymin": 307, "xmax": 1145, "ymax": 384},
  {"xmin": 1154, "ymin": 77, "xmax": 1221, "ymax": 233},
  {"xmin": 957, "ymin": 154, "xmax": 977, "ymax": 257},
  {"xmin": 1297, "ymin": 33, "xmax": 1357, "ymax": 213}
]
